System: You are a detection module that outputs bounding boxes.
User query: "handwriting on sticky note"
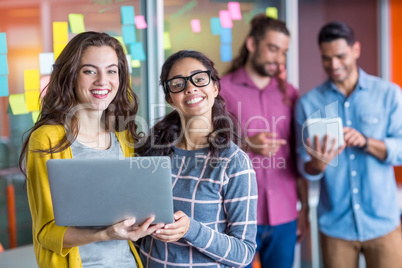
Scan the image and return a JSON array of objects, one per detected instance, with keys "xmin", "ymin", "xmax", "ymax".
[
  {"xmin": 191, "ymin": 19, "xmax": 201, "ymax": 33},
  {"xmin": 135, "ymin": 15, "xmax": 147, "ymax": 29}
]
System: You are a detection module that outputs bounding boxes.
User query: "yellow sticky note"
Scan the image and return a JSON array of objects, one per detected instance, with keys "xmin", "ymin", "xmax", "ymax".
[
  {"xmin": 114, "ymin": 36, "xmax": 128, "ymax": 54},
  {"xmin": 68, "ymin": 14, "xmax": 86, "ymax": 34},
  {"xmin": 266, "ymin": 7, "xmax": 278, "ymax": 19},
  {"xmin": 54, "ymin": 42, "xmax": 67, "ymax": 59},
  {"xmin": 25, "ymin": 90, "xmax": 41, "ymax": 111},
  {"xmin": 53, "ymin": 22, "xmax": 68, "ymax": 43},
  {"xmin": 9, "ymin": 94, "xmax": 29, "ymax": 115},
  {"xmin": 163, "ymin": 32, "xmax": 172, "ymax": 50},
  {"xmin": 24, "ymin": 69, "xmax": 40, "ymax": 91},
  {"xmin": 31, "ymin": 110, "xmax": 40, "ymax": 123},
  {"xmin": 131, "ymin": 60, "xmax": 141, "ymax": 68}
]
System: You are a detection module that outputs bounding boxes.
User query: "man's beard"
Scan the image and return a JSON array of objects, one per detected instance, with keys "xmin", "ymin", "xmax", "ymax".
[{"xmin": 250, "ymin": 53, "xmax": 278, "ymax": 77}]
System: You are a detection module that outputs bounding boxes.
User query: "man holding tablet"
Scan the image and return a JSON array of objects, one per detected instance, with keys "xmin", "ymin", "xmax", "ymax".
[{"xmin": 295, "ymin": 21, "xmax": 402, "ymax": 268}]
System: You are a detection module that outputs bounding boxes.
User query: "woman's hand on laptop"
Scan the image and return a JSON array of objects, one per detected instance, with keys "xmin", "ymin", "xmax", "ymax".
[
  {"xmin": 103, "ymin": 217, "xmax": 164, "ymax": 242},
  {"xmin": 153, "ymin": 211, "xmax": 190, "ymax": 242}
]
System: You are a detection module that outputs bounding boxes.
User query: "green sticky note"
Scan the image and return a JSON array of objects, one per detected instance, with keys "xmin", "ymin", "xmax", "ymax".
[
  {"xmin": 32, "ymin": 110, "xmax": 40, "ymax": 124},
  {"xmin": 69, "ymin": 14, "xmax": 86, "ymax": 34},
  {"xmin": 9, "ymin": 94, "xmax": 29, "ymax": 115},
  {"xmin": 163, "ymin": 32, "xmax": 172, "ymax": 50},
  {"xmin": 266, "ymin": 7, "xmax": 278, "ymax": 19}
]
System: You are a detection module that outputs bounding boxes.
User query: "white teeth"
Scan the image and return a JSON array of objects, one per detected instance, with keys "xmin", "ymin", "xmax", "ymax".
[
  {"xmin": 186, "ymin": 97, "xmax": 203, "ymax": 104},
  {"xmin": 91, "ymin": 90, "xmax": 109, "ymax": 95}
]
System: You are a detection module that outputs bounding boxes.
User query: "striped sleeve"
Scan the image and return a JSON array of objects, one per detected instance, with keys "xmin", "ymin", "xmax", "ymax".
[{"xmin": 182, "ymin": 149, "xmax": 258, "ymax": 267}]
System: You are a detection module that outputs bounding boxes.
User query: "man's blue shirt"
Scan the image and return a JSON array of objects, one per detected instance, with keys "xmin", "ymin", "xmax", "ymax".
[{"xmin": 295, "ymin": 69, "xmax": 402, "ymax": 241}]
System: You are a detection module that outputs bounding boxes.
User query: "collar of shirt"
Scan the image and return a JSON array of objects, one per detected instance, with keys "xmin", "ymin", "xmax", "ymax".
[
  {"xmin": 230, "ymin": 67, "xmax": 280, "ymax": 91},
  {"xmin": 322, "ymin": 68, "xmax": 371, "ymax": 97}
]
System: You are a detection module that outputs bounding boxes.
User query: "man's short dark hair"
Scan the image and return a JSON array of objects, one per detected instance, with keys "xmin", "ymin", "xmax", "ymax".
[{"xmin": 318, "ymin": 21, "xmax": 355, "ymax": 46}]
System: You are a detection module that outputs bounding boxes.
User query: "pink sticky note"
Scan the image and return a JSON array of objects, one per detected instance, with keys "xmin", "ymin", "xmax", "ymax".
[
  {"xmin": 219, "ymin": 10, "xmax": 233, "ymax": 28},
  {"xmin": 228, "ymin": 2, "xmax": 242, "ymax": 20},
  {"xmin": 40, "ymin": 75, "xmax": 50, "ymax": 98},
  {"xmin": 191, "ymin": 19, "xmax": 201, "ymax": 33},
  {"xmin": 135, "ymin": 15, "xmax": 147, "ymax": 29}
]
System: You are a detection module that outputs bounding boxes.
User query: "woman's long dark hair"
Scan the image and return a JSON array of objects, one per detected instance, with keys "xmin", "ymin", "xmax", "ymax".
[
  {"xmin": 136, "ymin": 50, "xmax": 239, "ymax": 157},
  {"xmin": 226, "ymin": 14, "xmax": 291, "ymax": 105},
  {"xmin": 19, "ymin": 31, "xmax": 140, "ymax": 176}
]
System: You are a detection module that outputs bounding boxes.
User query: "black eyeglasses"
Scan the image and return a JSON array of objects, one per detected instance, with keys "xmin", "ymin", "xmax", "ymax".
[{"xmin": 165, "ymin": 70, "xmax": 212, "ymax": 93}]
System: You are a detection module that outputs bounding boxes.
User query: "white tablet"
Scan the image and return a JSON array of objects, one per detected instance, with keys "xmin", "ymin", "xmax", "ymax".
[
  {"xmin": 47, "ymin": 157, "xmax": 174, "ymax": 227},
  {"xmin": 305, "ymin": 117, "xmax": 344, "ymax": 149}
]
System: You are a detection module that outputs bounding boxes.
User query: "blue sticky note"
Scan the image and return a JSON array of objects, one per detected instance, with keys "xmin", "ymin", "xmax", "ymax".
[
  {"xmin": 121, "ymin": 6, "xmax": 135, "ymax": 25},
  {"xmin": 0, "ymin": 33, "xmax": 7, "ymax": 54},
  {"xmin": 210, "ymin": 17, "xmax": 221, "ymax": 36},
  {"xmin": 0, "ymin": 75, "xmax": 8, "ymax": 96},
  {"xmin": 130, "ymin": 42, "xmax": 146, "ymax": 61},
  {"xmin": 220, "ymin": 44, "xmax": 232, "ymax": 62},
  {"xmin": 220, "ymin": 28, "xmax": 232, "ymax": 44},
  {"xmin": 122, "ymin": 25, "xmax": 136, "ymax": 44},
  {"xmin": 0, "ymin": 54, "xmax": 9, "ymax": 75}
]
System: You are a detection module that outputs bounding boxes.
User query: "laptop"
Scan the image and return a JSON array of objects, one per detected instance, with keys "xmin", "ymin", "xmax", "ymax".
[{"xmin": 47, "ymin": 157, "xmax": 174, "ymax": 227}]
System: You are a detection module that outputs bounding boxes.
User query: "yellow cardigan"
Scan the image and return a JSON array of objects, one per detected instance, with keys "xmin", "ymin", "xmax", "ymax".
[{"xmin": 25, "ymin": 125, "xmax": 142, "ymax": 268}]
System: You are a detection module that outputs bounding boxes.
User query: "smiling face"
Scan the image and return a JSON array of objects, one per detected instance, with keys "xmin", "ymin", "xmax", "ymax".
[
  {"xmin": 248, "ymin": 30, "xmax": 289, "ymax": 77},
  {"xmin": 166, "ymin": 57, "xmax": 218, "ymax": 120},
  {"xmin": 74, "ymin": 45, "xmax": 119, "ymax": 111},
  {"xmin": 320, "ymin": 38, "xmax": 360, "ymax": 84}
]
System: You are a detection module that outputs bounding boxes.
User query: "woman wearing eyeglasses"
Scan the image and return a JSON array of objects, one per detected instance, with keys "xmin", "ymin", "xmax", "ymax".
[{"xmin": 136, "ymin": 50, "xmax": 258, "ymax": 267}]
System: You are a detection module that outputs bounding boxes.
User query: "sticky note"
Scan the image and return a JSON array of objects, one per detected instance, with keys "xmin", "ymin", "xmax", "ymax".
[
  {"xmin": 134, "ymin": 15, "xmax": 147, "ymax": 29},
  {"xmin": 228, "ymin": 2, "xmax": 242, "ymax": 20},
  {"xmin": 210, "ymin": 17, "xmax": 221, "ymax": 35},
  {"xmin": 68, "ymin": 14, "xmax": 86, "ymax": 34},
  {"xmin": 25, "ymin": 90, "xmax": 40, "ymax": 111},
  {"xmin": 0, "ymin": 54, "xmax": 9, "ymax": 75},
  {"xmin": 40, "ymin": 76, "xmax": 51, "ymax": 97},
  {"xmin": 163, "ymin": 32, "xmax": 172, "ymax": 50},
  {"xmin": 220, "ymin": 28, "xmax": 232, "ymax": 44},
  {"xmin": 24, "ymin": 70, "xmax": 40, "ymax": 91},
  {"xmin": 54, "ymin": 42, "xmax": 67, "ymax": 59},
  {"xmin": 0, "ymin": 76, "xmax": 8, "ymax": 97},
  {"xmin": 9, "ymin": 94, "xmax": 29, "ymax": 115},
  {"xmin": 32, "ymin": 110, "xmax": 40, "ymax": 124},
  {"xmin": 130, "ymin": 42, "xmax": 146, "ymax": 61},
  {"xmin": 122, "ymin": 25, "xmax": 136, "ymax": 44},
  {"xmin": 131, "ymin": 60, "xmax": 141, "ymax": 68},
  {"xmin": 219, "ymin": 10, "xmax": 233, "ymax": 28},
  {"xmin": 39, "ymin": 53, "xmax": 55, "ymax": 75},
  {"xmin": 125, "ymin": 54, "xmax": 132, "ymax": 74},
  {"xmin": 220, "ymin": 44, "xmax": 232, "ymax": 62},
  {"xmin": 121, "ymin": 6, "xmax": 135, "ymax": 25},
  {"xmin": 266, "ymin": 7, "xmax": 278, "ymax": 19},
  {"xmin": 53, "ymin": 22, "xmax": 68, "ymax": 43},
  {"xmin": 0, "ymin": 33, "xmax": 7, "ymax": 54},
  {"xmin": 114, "ymin": 36, "xmax": 128, "ymax": 54},
  {"xmin": 191, "ymin": 19, "xmax": 201, "ymax": 33}
]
